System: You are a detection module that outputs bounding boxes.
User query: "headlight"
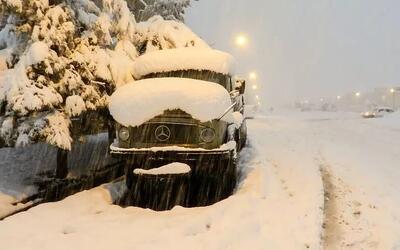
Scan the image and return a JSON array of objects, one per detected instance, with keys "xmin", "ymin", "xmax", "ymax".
[
  {"xmin": 200, "ymin": 128, "xmax": 215, "ymax": 143},
  {"xmin": 118, "ymin": 127, "xmax": 130, "ymax": 141}
]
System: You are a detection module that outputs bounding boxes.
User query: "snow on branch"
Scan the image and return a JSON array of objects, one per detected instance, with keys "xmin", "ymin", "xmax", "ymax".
[{"xmin": 0, "ymin": 0, "xmax": 203, "ymax": 150}]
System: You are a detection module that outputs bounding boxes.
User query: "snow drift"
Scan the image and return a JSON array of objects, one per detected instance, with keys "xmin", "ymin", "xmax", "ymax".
[
  {"xmin": 132, "ymin": 48, "xmax": 234, "ymax": 79},
  {"xmin": 109, "ymin": 78, "xmax": 233, "ymax": 127}
]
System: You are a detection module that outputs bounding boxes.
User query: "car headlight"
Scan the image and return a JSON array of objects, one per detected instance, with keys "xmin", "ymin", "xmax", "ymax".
[
  {"xmin": 200, "ymin": 128, "xmax": 215, "ymax": 143},
  {"xmin": 118, "ymin": 127, "xmax": 130, "ymax": 141}
]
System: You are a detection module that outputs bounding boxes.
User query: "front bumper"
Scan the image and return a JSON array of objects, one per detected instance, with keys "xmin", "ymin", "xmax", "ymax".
[{"xmin": 110, "ymin": 143, "xmax": 236, "ymax": 172}]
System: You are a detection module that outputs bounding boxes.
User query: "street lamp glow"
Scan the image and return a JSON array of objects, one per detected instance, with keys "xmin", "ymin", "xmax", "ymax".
[
  {"xmin": 252, "ymin": 85, "xmax": 258, "ymax": 90},
  {"xmin": 249, "ymin": 72, "xmax": 257, "ymax": 80},
  {"xmin": 256, "ymin": 95, "xmax": 260, "ymax": 99},
  {"xmin": 390, "ymin": 88, "xmax": 395, "ymax": 93},
  {"xmin": 337, "ymin": 95, "xmax": 341, "ymax": 100},
  {"xmin": 355, "ymin": 92, "xmax": 361, "ymax": 97},
  {"xmin": 235, "ymin": 34, "xmax": 248, "ymax": 47}
]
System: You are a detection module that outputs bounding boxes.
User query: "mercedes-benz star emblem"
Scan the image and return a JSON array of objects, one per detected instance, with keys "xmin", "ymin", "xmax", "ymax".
[{"xmin": 154, "ymin": 125, "xmax": 171, "ymax": 142}]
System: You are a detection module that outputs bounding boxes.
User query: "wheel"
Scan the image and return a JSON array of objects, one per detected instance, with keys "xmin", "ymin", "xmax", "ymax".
[{"xmin": 240, "ymin": 119, "xmax": 248, "ymax": 149}]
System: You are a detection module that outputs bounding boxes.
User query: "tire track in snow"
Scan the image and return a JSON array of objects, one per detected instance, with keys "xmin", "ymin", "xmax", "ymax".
[
  {"xmin": 320, "ymin": 165, "xmax": 343, "ymax": 249},
  {"xmin": 319, "ymin": 160, "xmax": 375, "ymax": 249}
]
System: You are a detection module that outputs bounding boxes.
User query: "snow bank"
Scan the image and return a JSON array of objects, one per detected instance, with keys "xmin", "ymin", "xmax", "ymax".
[
  {"xmin": 109, "ymin": 78, "xmax": 233, "ymax": 127},
  {"xmin": 132, "ymin": 48, "xmax": 234, "ymax": 79},
  {"xmin": 133, "ymin": 162, "xmax": 191, "ymax": 175}
]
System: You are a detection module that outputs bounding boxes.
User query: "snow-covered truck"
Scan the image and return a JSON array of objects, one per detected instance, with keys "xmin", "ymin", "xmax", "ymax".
[{"xmin": 108, "ymin": 48, "xmax": 247, "ymax": 206}]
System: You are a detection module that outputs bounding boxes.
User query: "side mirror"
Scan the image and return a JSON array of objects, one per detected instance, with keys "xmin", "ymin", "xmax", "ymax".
[{"xmin": 235, "ymin": 80, "xmax": 246, "ymax": 95}]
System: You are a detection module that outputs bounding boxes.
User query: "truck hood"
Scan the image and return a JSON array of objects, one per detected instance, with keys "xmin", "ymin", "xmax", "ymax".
[{"xmin": 109, "ymin": 77, "xmax": 233, "ymax": 127}]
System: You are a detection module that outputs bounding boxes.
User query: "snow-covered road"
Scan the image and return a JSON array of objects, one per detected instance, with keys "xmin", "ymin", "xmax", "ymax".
[
  {"xmin": 1, "ymin": 111, "xmax": 399, "ymax": 249},
  {"xmin": 254, "ymin": 111, "xmax": 400, "ymax": 249}
]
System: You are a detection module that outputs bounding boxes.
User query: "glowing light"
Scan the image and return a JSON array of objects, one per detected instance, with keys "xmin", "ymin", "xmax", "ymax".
[
  {"xmin": 249, "ymin": 72, "xmax": 257, "ymax": 80},
  {"xmin": 337, "ymin": 95, "xmax": 341, "ymax": 100},
  {"xmin": 355, "ymin": 92, "xmax": 361, "ymax": 97},
  {"xmin": 256, "ymin": 95, "xmax": 260, "ymax": 99},
  {"xmin": 252, "ymin": 85, "xmax": 258, "ymax": 90},
  {"xmin": 320, "ymin": 98, "xmax": 324, "ymax": 102},
  {"xmin": 390, "ymin": 88, "xmax": 395, "ymax": 93},
  {"xmin": 235, "ymin": 34, "xmax": 249, "ymax": 47}
]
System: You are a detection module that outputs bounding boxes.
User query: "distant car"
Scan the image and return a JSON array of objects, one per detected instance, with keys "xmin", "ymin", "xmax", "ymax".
[{"xmin": 362, "ymin": 107, "xmax": 394, "ymax": 118}]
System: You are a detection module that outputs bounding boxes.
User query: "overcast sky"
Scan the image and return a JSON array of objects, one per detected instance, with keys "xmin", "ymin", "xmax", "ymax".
[{"xmin": 186, "ymin": 0, "xmax": 400, "ymax": 105}]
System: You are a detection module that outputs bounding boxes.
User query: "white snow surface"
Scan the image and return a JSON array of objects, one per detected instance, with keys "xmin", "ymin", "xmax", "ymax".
[
  {"xmin": 136, "ymin": 16, "xmax": 209, "ymax": 53},
  {"xmin": 1, "ymin": 111, "xmax": 400, "ymax": 249},
  {"xmin": 132, "ymin": 47, "xmax": 234, "ymax": 79},
  {"xmin": 25, "ymin": 41, "xmax": 49, "ymax": 66},
  {"xmin": 109, "ymin": 78, "xmax": 233, "ymax": 127},
  {"xmin": 134, "ymin": 162, "xmax": 191, "ymax": 175},
  {"xmin": 0, "ymin": 113, "xmax": 324, "ymax": 250},
  {"xmin": 65, "ymin": 95, "xmax": 86, "ymax": 117}
]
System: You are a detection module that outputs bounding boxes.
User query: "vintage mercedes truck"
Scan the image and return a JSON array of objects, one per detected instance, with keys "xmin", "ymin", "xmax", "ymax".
[{"xmin": 109, "ymin": 48, "xmax": 247, "ymax": 206}]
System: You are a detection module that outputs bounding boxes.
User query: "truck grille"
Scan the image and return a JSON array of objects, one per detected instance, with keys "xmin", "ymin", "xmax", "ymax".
[{"xmin": 130, "ymin": 122, "xmax": 202, "ymax": 147}]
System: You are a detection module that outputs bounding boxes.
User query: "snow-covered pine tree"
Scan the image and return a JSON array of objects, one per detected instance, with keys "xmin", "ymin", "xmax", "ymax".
[
  {"xmin": 127, "ymin": 0, "xmax": 195, "ymax": 22},
  {"xmin": 0, "ymin": 0, "xmax": 138, "ymax": 150},
  {"xmin": 0, "ymin": 0, "xmax": 206, "ymax": 151}
]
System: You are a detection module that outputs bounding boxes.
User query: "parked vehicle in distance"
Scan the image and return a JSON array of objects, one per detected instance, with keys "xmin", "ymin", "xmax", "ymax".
[
  {"xmin": 109, "ymin": 48, "xmax": 247, "ymax": 207},
  {"xmin": 362, "ymin": 107, "xmax": 395, "ymax": 118}
]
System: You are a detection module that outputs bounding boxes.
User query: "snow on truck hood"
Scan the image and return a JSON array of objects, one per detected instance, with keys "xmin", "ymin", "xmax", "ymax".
[
  {"xmin": 109, "ymin": 78, "xmax": 233, "ymax": 127},
  {"xmin": 132, "ymin": 48, "xmax": 235, "ymax": 79}
]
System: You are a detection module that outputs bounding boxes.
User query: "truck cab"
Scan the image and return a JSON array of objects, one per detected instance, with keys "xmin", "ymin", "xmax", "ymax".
[{"xmin": 109, "ymin": 48, "xmax": 247, "ymax": 207}]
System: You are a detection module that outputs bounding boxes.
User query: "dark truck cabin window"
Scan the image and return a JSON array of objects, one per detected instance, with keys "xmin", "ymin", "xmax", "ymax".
[{"xmin": 143, "ymin": 70, "xmax": 232, "ymax": 91}]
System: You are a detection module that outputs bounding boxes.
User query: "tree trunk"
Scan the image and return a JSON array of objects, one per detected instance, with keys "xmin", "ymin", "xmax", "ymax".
[{"xmin": 56, "ymin": 148, "xmax": 68, "ymax": 179}]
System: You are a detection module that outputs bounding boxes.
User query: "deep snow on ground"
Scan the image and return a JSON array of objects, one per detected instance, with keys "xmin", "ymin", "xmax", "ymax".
[
  {"xmin": 257, "ymin": 111, "xmax": 400, "ymax": 249},
  {"xmin": 1, "ymin": 111, "xmax": 400, "ymax": 249},
  {"xmin": 0, "ymin": 113, "xmax": 324, "ymax": 250}
]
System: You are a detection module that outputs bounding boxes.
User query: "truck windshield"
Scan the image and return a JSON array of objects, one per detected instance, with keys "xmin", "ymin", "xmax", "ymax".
[{"xmin": 143, "ymin": 70, "xmax": 231, "ymax": 91}]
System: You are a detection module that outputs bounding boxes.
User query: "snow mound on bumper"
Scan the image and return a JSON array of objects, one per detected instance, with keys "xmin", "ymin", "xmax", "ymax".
[
  {"xmin": 109, "ymin": 78, "xmax": 232, "ymax": 127},
  {"xmin": 133, "ymin": 162, "xmax": 191, "ymax": 175},
  {"xmin": 132, "ymin": 48, "xmax": 234, "ymax": 79}
]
